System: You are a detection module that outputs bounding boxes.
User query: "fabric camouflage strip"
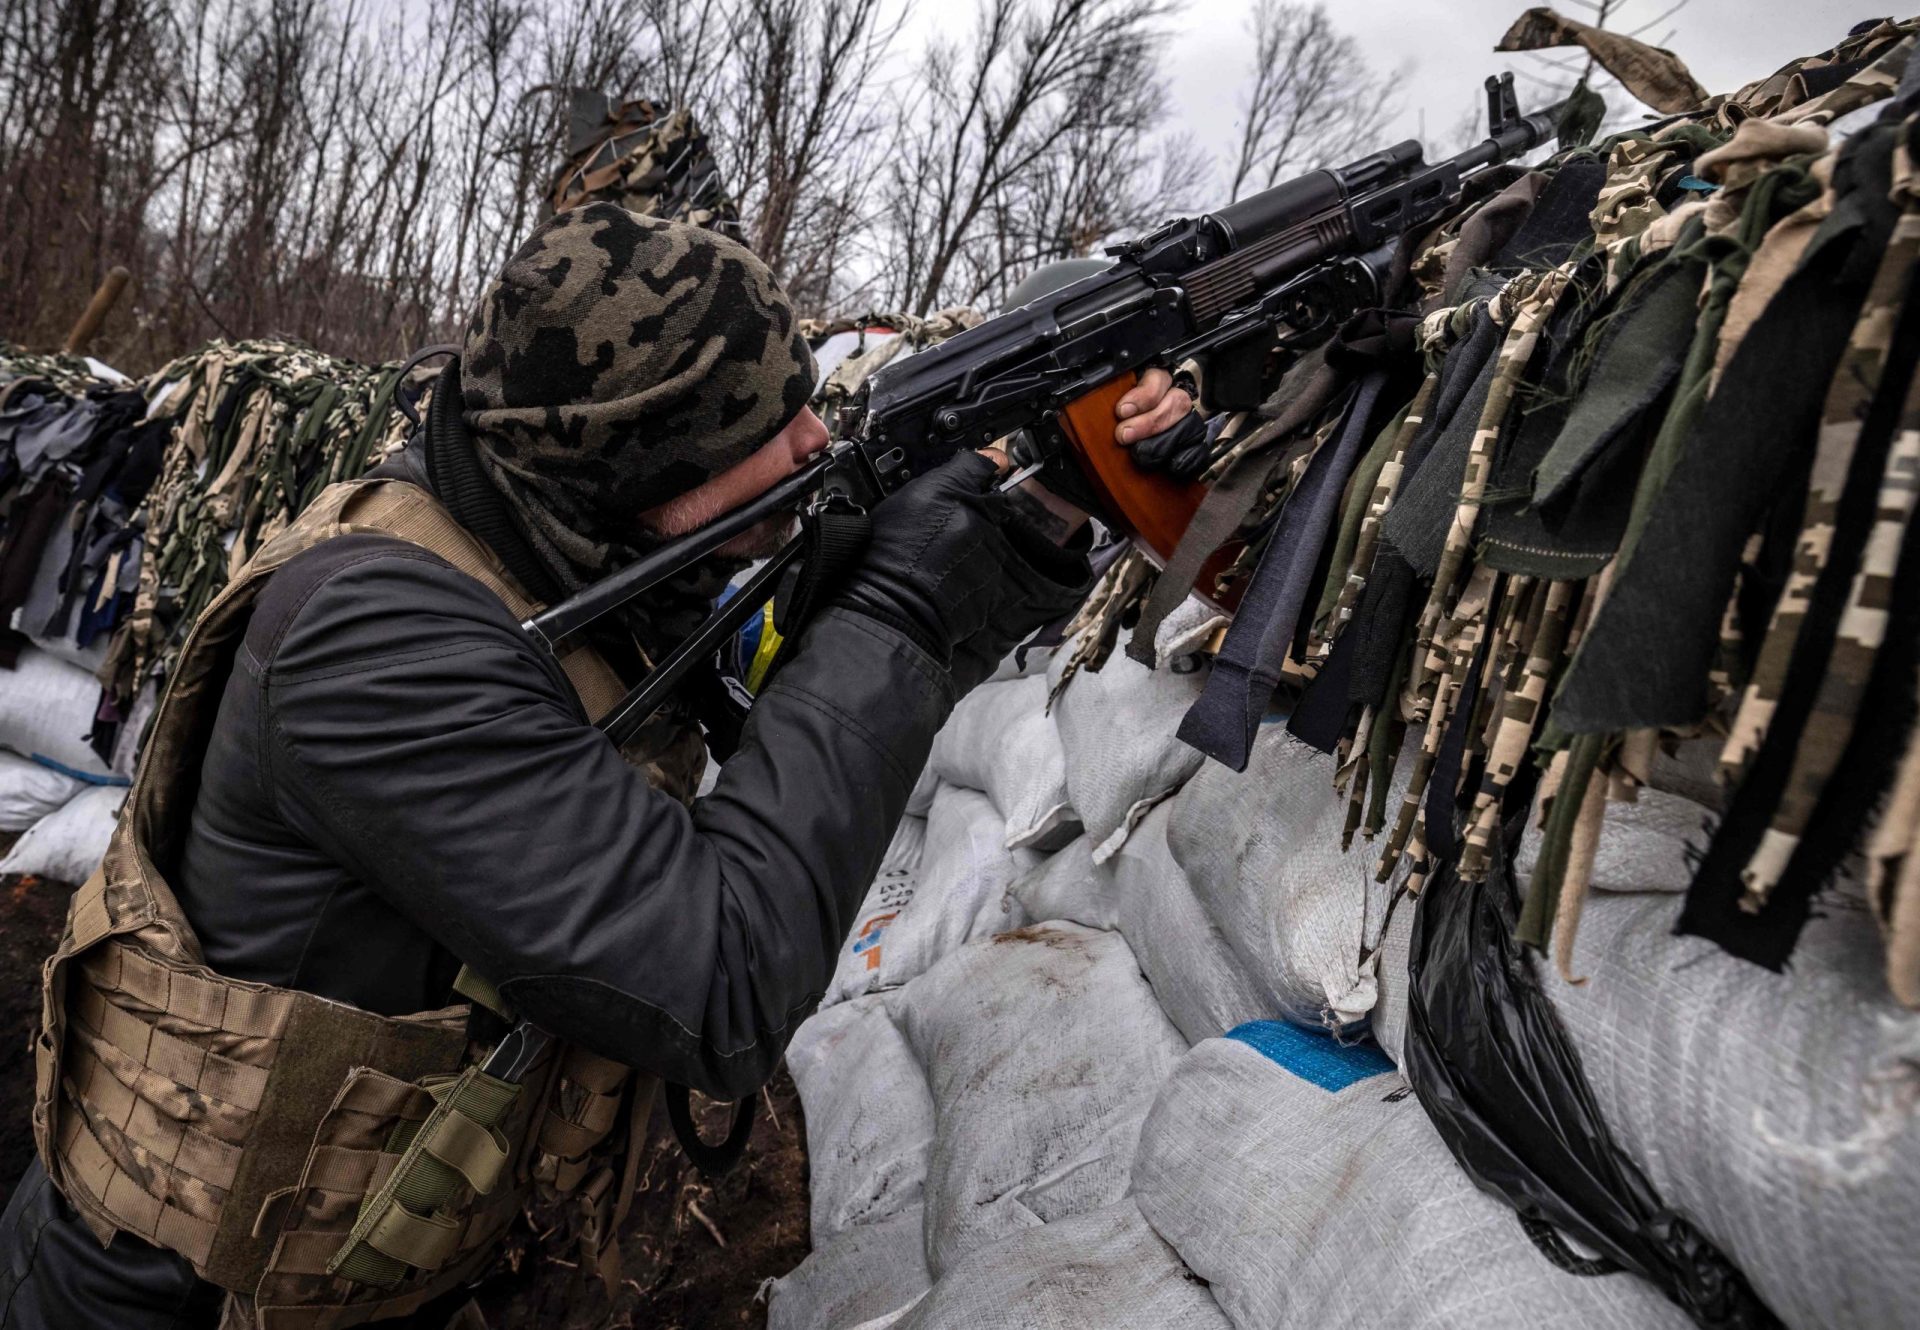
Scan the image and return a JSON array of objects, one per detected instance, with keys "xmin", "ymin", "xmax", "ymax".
[
  {"xmin": 459, "ymin": 203, "xmax": 815, "ymax": 595},
  {"xmin": 551, "ymin": 98, "xmax": 743, "ymax": 238},
  {"xmin": 1495, "ymin": 6, "xmax": 1709, "ymax": 114},
  {"xmin": 1407, "ymin": 264, "xmax": 1572, "ymax": 708},
  {"xmin": 1720, "ymin": 135, "xmax": 1920, "ymax": 795},
  {"xmin": 1737, "ymin": 132, "xmax": 1920, "ymax": 910},
  {"xmin": 118, "ymin": 340, "xmax": 425, "ymax": 701}
]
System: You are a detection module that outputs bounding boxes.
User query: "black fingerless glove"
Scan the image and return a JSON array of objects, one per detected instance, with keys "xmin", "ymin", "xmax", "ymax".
[
  {"xmin": 1131, "ymin": 408, "xmax": 1212, "ymax": 480},
  {"xmin": 832, "ymin": 452, "xmax": 1093, "ymax": 693}
]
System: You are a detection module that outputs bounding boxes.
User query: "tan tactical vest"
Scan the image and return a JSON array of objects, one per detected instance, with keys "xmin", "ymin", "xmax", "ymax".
[{"xmin": 33, "ymin": 478, "xmax": 667, "ymax": 1328}]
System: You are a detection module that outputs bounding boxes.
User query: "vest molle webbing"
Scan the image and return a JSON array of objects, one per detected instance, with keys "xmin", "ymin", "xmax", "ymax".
[{"xmin": 34, "ymin": 478, "xmax": 656, "ymax": 1328}]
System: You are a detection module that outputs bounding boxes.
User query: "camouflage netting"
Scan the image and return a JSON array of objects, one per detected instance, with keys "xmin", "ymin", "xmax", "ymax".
[
  {"xmin": 1050, "ymin": 16, "xmax": 1920, "ymax": 1002},
  {"xmin": 550, "ymin": 92, "xmax": 742, "ymax": 236}
]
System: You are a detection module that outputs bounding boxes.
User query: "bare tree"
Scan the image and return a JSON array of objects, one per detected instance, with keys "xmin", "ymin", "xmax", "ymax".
[
  {"xmin": 1224, "ymin": 0, "xmax": 1391, "ymax": 202},
  {"xmin": 877, "ymin": 0, "xmax": 1188, "ymax": 316}
]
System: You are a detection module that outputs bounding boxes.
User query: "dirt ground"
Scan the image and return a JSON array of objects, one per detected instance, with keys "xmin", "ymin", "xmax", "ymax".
[{"xmin": 0, "ymin": 855, "xmax": 813, "ymax": 1329}]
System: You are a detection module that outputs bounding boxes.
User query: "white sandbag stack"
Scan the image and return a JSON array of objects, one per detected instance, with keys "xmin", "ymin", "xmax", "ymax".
[
  {"xmin": 1131, "ymin": 1022, "xmax": 1691, "ymax": 1330},
  {"xmin": 1048, "ymin": 598, "xmax": 1217, "ymax": 863},
  {"xmin": 824, "ymin": 787, "xmax": 1037, "ymax": 1005},
  {"xmin": 0, "ymin": 646, "xmax": 114, "ymax": 779},
  {"xmin": 890, "ymin": 1201, "xmax": 1231, "ymax": 1330},
  {"xmin": 928, "ymin": 675, "xmax": 1077, "ymax": 850},
  {"xmin": 824, "ymin": 814, "xmax": 928, "ymax": 1006},
  {"xmin": 1544, "ymin": 892, "xmax": 1920, "ymax": 1329},
  {"xmin": 0, "ymin": 781, "xmax": 125, "ymax": 882},
  {"xmin": 785, "ymin": 993, "xmax": 935, "ymax": 1243},
  {"xmin": 894, "ymin": 923, "xmax": 1187, "ymax": 1274},
  {"xmin": 1108, "ymin": 802, "xmax": 1273, "ymax": 1046},
  {"xmin": 1168, "ymin": 726, "xmax": 1413, "ymax": 1032},
  {"xmin": 0, "ymin": 751, "xmax": 83, "ymax": 832},
  {"xmin": 768, "ymin": 1207, "xmax": 932, "ymax": 1330}
]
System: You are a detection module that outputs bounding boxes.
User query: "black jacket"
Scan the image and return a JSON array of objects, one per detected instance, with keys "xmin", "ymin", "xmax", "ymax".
[{"xmin": 0, "ymin": 437, "xmax": 956, "ymax": 1327}]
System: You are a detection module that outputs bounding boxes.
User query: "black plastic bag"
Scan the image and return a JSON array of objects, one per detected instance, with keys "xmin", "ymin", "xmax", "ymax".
[{"xmin": 1404, "ymin": 829, "xmax": 1781, "ymax": 1327}]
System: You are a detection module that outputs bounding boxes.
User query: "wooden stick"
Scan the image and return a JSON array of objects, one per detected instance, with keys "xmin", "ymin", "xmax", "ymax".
[{"xmin": 62, "ymin": 266, "xmax": 130, "ymax": 355}]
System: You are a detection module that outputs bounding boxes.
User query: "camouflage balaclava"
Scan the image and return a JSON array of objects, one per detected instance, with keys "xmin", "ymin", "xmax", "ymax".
[{"xmin": 461, "ymin": 202, "xmax": 817, "ymax": 597}]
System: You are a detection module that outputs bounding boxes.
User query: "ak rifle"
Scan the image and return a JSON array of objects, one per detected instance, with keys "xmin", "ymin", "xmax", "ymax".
[
  {"xmin": 498, "ymin": 73, "xmax": 1565, "ymax": 1173},
  {"xmin": 528, "ymin": 71, "xmax": 1568, "ymax": 748}
]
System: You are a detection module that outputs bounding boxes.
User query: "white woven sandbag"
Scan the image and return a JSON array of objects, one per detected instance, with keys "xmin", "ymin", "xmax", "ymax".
[
  {"xmin": 905, "ymin": 760, "xmax": 938, "ymax": 817},
  {"xmin": 1111, "ymin": 802, "xmax": 1273, "ymax": 1046},
  {"xmin": 895, "ymin": 923, "xmax": 1186, "ymax": 1276},
  {"xmin": 824, "ymin": 815, "xmax": 929, "ymax": 1006},
  {"xmin": 1049, "ymin": 597, "xmax": 1217, "ymax": 863},
  {"xmin": 1369, "ymin": 889, "xmax": 1418, "ymax": 1067},
  {"xmin": 892, "ymin": 1200, "xmax": 1230, "ymax": 1330},
  {"xmin": 0, "ymin": 646, "xmax": 112, "ymax": 778},
  {"xmin": 928, "ymin": 676, "xmax": 1078, "ymax": 850},
  {"xmin": 1168, "ymin": 726, "xmax": 1412, "ymax": 1032},
  {"xmin": 1008, "ymin": 836, "xmax": 1117, "ymax": 930},
  {"xmin": 1513, "ymin": 787, "xmax": 1704, "ymax": 894},
  {"xmin": 787, "ymin": 992, "xmax": 936, "ymax": 1244},
  {"xmin": 983, "ymin": 642, "xmax": 1054, "ymax": 685},
  {"xmin": 0, "ymin": 782, "xmax": 124, "ymax": 883},
  {"xmin": 767, "ymin": 1205, "xmax": 933, "ymax": 1330},
  {"xmin": 1131, "ymin": 1024, "xmax": 1690, "ymax": 1330},
  {"xmin": 0, "ymin": 752, "xmax": 84, "ymax": 832},
  {"xmin": 1545, "ymin": 892, "xmax": 1920, "ymax": 1329},
  {"xmin": 825, "ymin": 791, "xmax": 1035, "ymax": 1004}
]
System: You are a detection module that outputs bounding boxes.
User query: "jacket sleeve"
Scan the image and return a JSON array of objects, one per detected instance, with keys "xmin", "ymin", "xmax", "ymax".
[{"xmin": 257, "ymin": 547, "xmax": 954, "ymax": 1098}]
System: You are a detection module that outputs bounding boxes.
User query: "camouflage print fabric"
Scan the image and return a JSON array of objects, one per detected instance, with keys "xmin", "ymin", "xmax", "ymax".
[
  {"xmin": 1317, "ymin": 373, "xmax": 1437, "ymax": 651},
  {"xmin": 1722, "ymin": 20, "xmax": 1918, "ymax": 117},
  {"xmin": 120, "ymin": 340, "xmax": 426, "ymax": 702},
  {"xmin": 550, "ymin": 96, "xmax": 742, "ymax": 238},
  {"xmin": 1459, "ymin": 578, "xmax": 1581, "ymax": 881},
  {"xmin": 1407, "ymin": 265, "xmax": 1573, "ymax": 707},
  {"xmin": 1735, "ymin": 134, "xmax": 1920, "ymax": 909},
  {"xmin": 1496, "ymin": 6, "xmax": 1708, "ymax": 114},
  {"xmin": 460, "ymin": 203, "xmax": 816, "ymax": 594},
  {"xmin": 1720, "ymin": 139, "xmax": 1920, "ymax": 790}
]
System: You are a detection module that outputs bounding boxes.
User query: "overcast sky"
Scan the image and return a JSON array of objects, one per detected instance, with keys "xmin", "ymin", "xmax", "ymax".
[
  {"xmin": 903, "ymin": 0, "xmax": 1870, "ymax": 192},
  {"xmin": 1166, "ymin": 0, "xmax": 1865, "ymax": 162}
]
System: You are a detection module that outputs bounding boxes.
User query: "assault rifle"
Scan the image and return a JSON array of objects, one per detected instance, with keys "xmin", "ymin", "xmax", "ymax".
[
  {"xmin": 497, "ymin": 72, "xmax": 1564, "ymax": 1170},
  {"xmin": 520, "ymin": 74, "xmax": 1564, "ymax": 749}
]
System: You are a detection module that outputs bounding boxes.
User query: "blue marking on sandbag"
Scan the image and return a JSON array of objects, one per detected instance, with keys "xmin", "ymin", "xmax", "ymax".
[
  {"xmin": 29, "ymin": 755, "xmax": 130, "ymax": 787},
  {"xmin": 1224, "ymin": 1020, "xmax": 1396, "ymax": 1092}
]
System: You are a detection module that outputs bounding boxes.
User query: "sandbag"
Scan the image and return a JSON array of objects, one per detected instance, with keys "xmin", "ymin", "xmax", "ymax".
[
  {"xmin": 1049, "ymin": 597, "xmax": 1215, "ymax": 862},
  {"xmin": 0, "ymin": 646, "xmax": 112, "ymax": 778},
  {"xmin": 0, "ymin": 782, "xmax": 124, "ymax": 883},
  {"xmin": 1132, "ymin": 1023, "xmax": 1690, "ymax": 1330},
  {"xmin": 767, "ymin": 1206, "xmax": 933, "ymax": 1330},
  {"xmin": 1168, "ymin": 726, "xmax": 1412, "ymax": 1031},
  {"xmin": 895, "ymin": 923, "xmax": 1186, "ymax": 1276},
  {"xmin": 892, "ymin": 1200, "xmax": 1230, "ymax": 1330},
  {"xmin": 1545, "ymin": 891, "xmax": 1920, "ymax": 1329},
  {"xmin": 825, "ymin": 790, "xmax": 1034, "ymax": 1004},
  {"xmin": 1514, "ymin": 786, "xmax": 1705, "ymax": 894},
  {"xmin": 1007, "ymin": 836, "xmax": 1116, "ymax": 930},
  {"xmin": 1369, "ymin": 888, "xmax": 1418, "ymax": 1067},
  {"xmin": 928, "ymin": 676, "xmax": 1077, "ymax": 850},
  {"xmin": 1111, "ymin": 802, "xmax": 1274, "ymax": 1046},
  {"xmin": 0, "ymin": 752, "xmax": 84, "ymax": 832},
  {"xmin": 825, "ymin": 814, "xmax": 928, "ymax": 1006},
  {"xmin": 786, "ymin": 992, "xmax": 936, "ymax": 1244}
]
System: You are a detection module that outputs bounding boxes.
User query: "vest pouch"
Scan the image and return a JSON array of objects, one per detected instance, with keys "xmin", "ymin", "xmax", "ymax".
[{"xmin": 249, "ymin": 1052, "xmax": 556, "ymax": 1330}]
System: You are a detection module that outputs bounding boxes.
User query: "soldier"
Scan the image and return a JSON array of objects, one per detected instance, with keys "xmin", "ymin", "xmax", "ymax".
[{"xmin": 0, "ymin": 203, "xmax": 1192, "ymax": 1327}]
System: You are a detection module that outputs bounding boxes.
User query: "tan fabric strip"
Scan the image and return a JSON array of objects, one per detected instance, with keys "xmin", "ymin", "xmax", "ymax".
[
  {"xmin": 364, "ymin": 1203, "xmax": 461, "ymax": 1271},
  {"xmin": 559, "ymin": 1052, "xmax": 629, "ymax": 1096},
  {"xmin": 419, "ymin": 1113, "xmax": 508, "ymax": 1196}
]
